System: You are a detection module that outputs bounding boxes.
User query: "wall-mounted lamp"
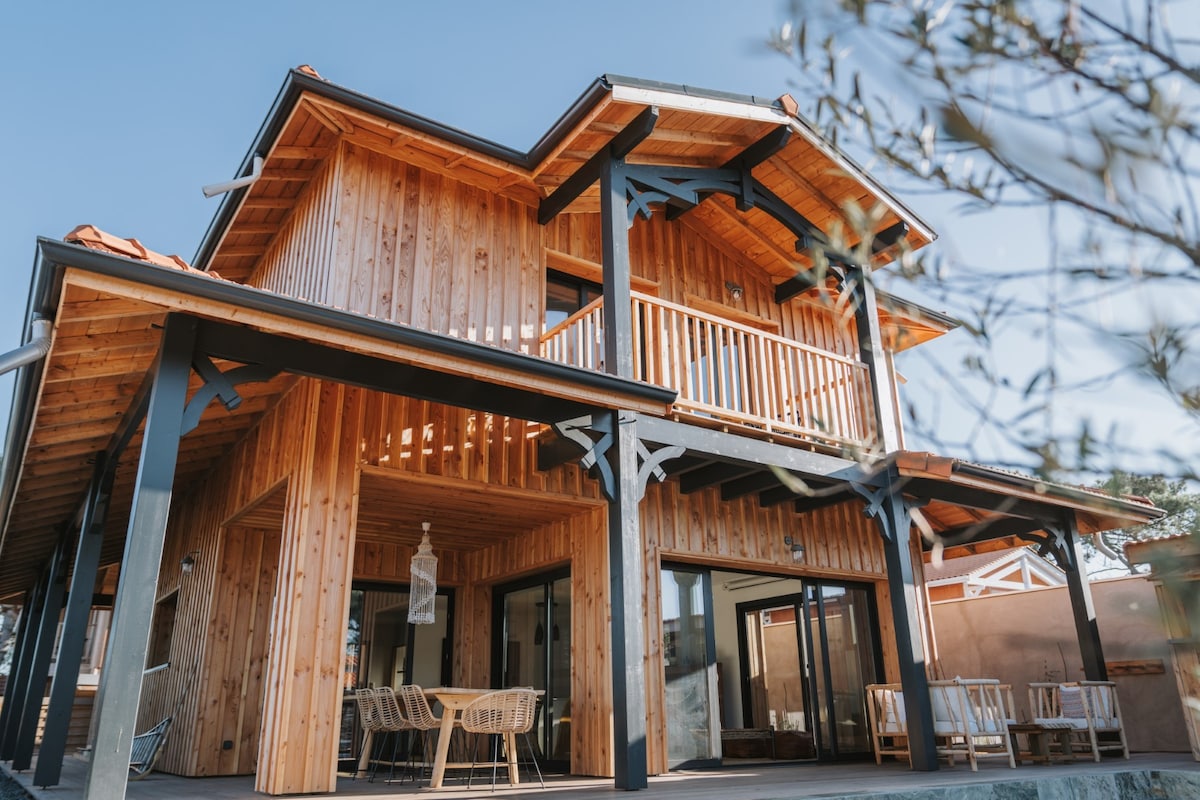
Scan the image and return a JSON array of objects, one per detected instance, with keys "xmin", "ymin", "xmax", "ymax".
[
  {"xmin": 180, "ymin": 551, "xmax": 200, "ymax": 574},
  {"xmin": 784, "ymin": 536, "xmax": 805, "ymax": 562},
  {"xmin": 724, "ymin": 280, "xmax": 744, "ymax": 301}
]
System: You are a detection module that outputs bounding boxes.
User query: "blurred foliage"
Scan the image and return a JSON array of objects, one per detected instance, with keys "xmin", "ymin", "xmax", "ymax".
[
  {"xmin": 1089, "ymin": 470, "xmax": 1200, "ymax": 571},
  {"xmin": 770, "ymin": 0, "xmax": 1199, "ymax": 480}
]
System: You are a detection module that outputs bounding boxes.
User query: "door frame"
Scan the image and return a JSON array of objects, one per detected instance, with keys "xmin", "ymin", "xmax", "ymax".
[
  {"xmin": 732, "ymin": 577, "xmax": 884, "ymax": 762},
  {"xmin": 491, "ymin": 567, "xmax": 571, "ymax": 773}
]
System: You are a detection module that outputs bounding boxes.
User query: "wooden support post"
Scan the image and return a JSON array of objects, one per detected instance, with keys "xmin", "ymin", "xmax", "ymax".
[
  {"xmin": 0, "ymin": 582, "xmax": 44, "ymax": 761},
  {"xmin": 11, "ymin": 532, "xmax": 71, "ymax": 771},
  {"xmin": 1060, "ymin": 514, "xmax": 1109, "ymax": 681},
  {"xmin": 83, "ymin": 314, "xmax": 195, "ymax": 800},
  {"xmin": 35, "ymin": 453, "xmax": 112, "ymax": 787},
  {"xmin": 856, "ymin": 471, "xmax": 938, "ymax": 771},
  {"xmin": 848, "ymin": 264, "xmax": 901, "ymax": 452},
  {"xmin": 600, "ymin": 157, "xmax": 635, "ymax": 381},
  {"xmin": 605, "ymin": 410, "xmax": 648, "ymax": 789}
]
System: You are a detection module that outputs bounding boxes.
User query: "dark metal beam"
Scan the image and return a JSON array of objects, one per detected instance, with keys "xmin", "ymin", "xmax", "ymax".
[
  {"xmin": 538, "ymin": 106, "xmax": 659, "ymax": 224},
  {"xmin": 11, "ymin": 531, "xmax": 71, "ymax": 770},
  {"xmin": 35, "ymin": 454, "xmax": 112, "ymax": 787},
  {"xmin": 84, "ymin": 314, "xmax": 195, "ymax": 800},
  {"xmin": 926, "ymin": 516, "xmax": 1046, "ymax": 550},
  {"xmin": 0, "ymin": 582, "xmax": 44, "ymax": 760},
  {"xmin": 792, "ymin": 487, "xmax": 858, "ymax": 515},
  {"xmin": 666, "ymin": 126, "xmax": 791, "ymax": 221},
  {"xmin": 193, "ymin": 320, "xmax": 643, "ymax": 425},
  {"xmin": 605, "ymin": 411, "xmax": 648, "ymax": 789},
  {"xmin": 633, "ymin": 413, "xmax": 869, "ymax": 482},
  {"xmin": 853, "ymin": 472, "xmax": 938, "ymax": 771},
  {"xmin": 1056, "ymin": 515, "xmax": 1109, "ymax": 681},
  {"xmin": 600, "ymin": 157, "xmax": 637, "ymax": 381},
  {"xmin": 898, "ymin": 478, "xmax": 1051, "ymax": 520},
  {"xmin": 679, "ymin": 463, "xmax": 758, "ymax": 495},
  {"xmin": 847, "ymin": 264, "xmax": 899, "ymax": 452},
  {"xmin": 773, "ymin": 266, "xmax": 841, "ymax": 305},
  {"xmin": 720, "ymin": 471, "xmax": 784, "ymax": 501},
  {"xmin": 872, "ymin": 221, "xmax": 909, "ymax": 254}
]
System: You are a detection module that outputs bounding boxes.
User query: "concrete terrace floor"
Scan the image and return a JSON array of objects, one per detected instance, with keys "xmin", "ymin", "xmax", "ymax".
[{"xmin": 4, "ymin": 754, "xmax": 1200, "ymax": 800}]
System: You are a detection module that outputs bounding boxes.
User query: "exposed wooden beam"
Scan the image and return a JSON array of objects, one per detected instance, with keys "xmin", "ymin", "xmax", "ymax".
[
  {"xmin": 720, "ymin": 470, "xmax": 783, "ymax": 500},
  {"xmin": 679, "ymin": 463, "xmax": 758, "ymax": 495},
  {"xmin": 538, "ymin": 106, "xmax": 659, "ymax": 224}
]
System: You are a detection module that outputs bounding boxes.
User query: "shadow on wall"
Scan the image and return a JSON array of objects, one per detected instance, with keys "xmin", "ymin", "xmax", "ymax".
[{"xmin": 930, "ymin": 574, "xmax": 1188, "ymax": 753}]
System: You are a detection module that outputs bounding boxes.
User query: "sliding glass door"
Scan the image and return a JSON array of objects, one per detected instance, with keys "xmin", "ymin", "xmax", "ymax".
[
  {"xmin": 493, "ymin": 571, "xmax": 571, "ymax": 772},
  {"xmin": 662, "ymin": 565, "xmax": 721, "ymax": 767}
]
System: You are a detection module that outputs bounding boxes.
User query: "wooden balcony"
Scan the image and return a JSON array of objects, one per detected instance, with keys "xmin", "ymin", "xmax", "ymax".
[{"xmin": 540, "ymin": 292, "xmax": 878, "ymax": 450}]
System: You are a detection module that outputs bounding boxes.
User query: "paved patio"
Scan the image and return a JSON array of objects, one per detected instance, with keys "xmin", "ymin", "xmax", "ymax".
[{"xmin": 4, "ymin": 753, "xmax": 1200, "ymax": 800}]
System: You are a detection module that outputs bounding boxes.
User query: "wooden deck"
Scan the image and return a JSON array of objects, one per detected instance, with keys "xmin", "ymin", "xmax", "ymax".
[{"xmin": 6, "ymin": 753, "xmax": 1199, "ymax": 800}]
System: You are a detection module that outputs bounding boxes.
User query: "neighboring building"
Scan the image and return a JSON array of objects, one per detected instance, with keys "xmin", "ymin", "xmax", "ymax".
[
  {"xmin": 0, "ymin": 68, "xmax": 1161, "ymax": 797},
  {"xmin": 924, "ymin": 547, "xmax": 1065, "ymax": 602}
]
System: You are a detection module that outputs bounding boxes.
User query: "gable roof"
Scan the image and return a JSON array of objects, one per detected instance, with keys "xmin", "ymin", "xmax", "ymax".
[
  {"xmin": 924, "ymin": 547, "xmax": 1065, "ymax": 596},
  {"xmin": 194, "ymin": 69, "xmax": 938, "ymax": 289}
]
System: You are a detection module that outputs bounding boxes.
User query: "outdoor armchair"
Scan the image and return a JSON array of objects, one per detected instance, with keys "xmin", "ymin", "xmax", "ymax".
[
  {"xmin": 865, "ymin": 683, "xmax": 911, "ymax": 766},
  {"xmin": 929, "ymin": 678, "xmax": 1017, "ymax": 771},
  {"xmin": 1028, "ymin": 681, "xmax": 1129, "ymax": 761}
]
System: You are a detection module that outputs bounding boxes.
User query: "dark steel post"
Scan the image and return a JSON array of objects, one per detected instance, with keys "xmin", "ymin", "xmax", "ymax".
[
  {"xmin": 84, "ymin": 314, "xmax": 195, "ymax": 800},
  {"xmin": 0, "ymin": 583, "xmax": 42, "ymax": 760},
  {"xmin": 866, "ymin": 472, "xmax": 938, "ymax": 771},
  {"xmin": 600, "ymin": 157, "xmax": 635, "ymax": 381},
  {"xmin": 1060, "ymin": 514, "xmax": 1109, "ymax": 681},
  {"xmin": 605, "ymin": 410, "xmax": 648, "ymax": 789},
  {"xmin": 10, "ymin": 533, "xmax": 71, "ymax": 770},
  {"xmin": 848, "ymin": 263, "xmax": 901, "ymax": 452},
  {"xmin": 34, "ymin": 453, "xmax": 112, "ymax": 786}
]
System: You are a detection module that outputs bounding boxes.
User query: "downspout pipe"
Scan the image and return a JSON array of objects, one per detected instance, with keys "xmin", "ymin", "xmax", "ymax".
[{"xmin": 0, "ymin": 318, "xmax": 52, "ymax": 376}]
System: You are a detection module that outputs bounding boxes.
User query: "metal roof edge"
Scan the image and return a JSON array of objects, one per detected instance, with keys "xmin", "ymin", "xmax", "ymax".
[
  {"xmin": 876, "ymin": 290, "xmax": 960, "ymax": 331},
  {"xmin": 947, "ymin": 459, "xmax": 1165, "ymax": 520},
  {"xmin": 0, "ymin": 245, "xmax": 58, "ymax": 559}
]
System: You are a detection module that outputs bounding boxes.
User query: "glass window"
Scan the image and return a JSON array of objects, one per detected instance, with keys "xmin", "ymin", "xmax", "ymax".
[{"xmin": 545, "ymin": 270, "xmax": 602, "ymax": 331}]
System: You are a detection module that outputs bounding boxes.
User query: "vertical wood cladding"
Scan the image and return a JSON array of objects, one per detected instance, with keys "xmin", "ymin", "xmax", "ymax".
[
  {"xmin": 253, "ymin": 142, "xmax": 542, "ymax": 353},
  {"xmin": 137, "ymin": 385, "xmax": 312, "ymax": 779}
]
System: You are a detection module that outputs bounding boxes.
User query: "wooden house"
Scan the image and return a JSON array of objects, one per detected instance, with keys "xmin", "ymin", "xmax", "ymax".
[
  {"xmin": 0, "ymin": 68, "xmax": 1162, "ymax": 798},
  {"xmin": 924, "ymin": 547, "xmax": 1066, "ymax": 602}
]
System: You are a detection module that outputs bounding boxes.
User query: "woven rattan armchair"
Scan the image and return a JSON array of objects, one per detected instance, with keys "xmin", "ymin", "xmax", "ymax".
[
  {"xmin": 460, "ymin": 689, "xmax": 544, "ymax": 789},
  {"xmin": 394, "ymin": 685, "xmax": 442, "ymax": 783},
  {"xmin": 370, "ymin": 687, "xmax": 418, "ymax": 783}
]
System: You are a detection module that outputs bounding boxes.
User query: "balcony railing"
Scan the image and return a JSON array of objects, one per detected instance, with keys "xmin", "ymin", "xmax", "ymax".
[{"xmin": 540, "ymin": 291, "xmax": 878, "ymax": 449}]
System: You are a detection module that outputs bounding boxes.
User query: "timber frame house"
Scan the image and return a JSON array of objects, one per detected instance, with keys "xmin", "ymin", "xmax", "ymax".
[{"xmin": 0, "ymin": 68, "xmax": 1161, "ymax": 798}]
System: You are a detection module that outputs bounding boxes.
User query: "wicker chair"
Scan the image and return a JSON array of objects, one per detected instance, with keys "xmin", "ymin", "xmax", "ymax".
[
  {"xmin": 394, "ymin": 684, "xmax": 443, "ymax": 782},
  {"xmin": 370, "ymin": 687, "xmax": 418, "ymax": 783},
  {"xmin": 459, "ymin": 689, "xmax": 544, "ymax": 789},
  {"xmin": 1029, "ymin": 681, "xmax": 1129, "ymax": 761},
  {"xmin": 929, "ymin": 678, "xmax": 1016, "ymax": 771},
  {"xmin": 353, "ymin": 688, "xmax": 381, "ymax": 779},
  {"xmin": 865, "ymin": 684, "xmax": 910, "ymax": 766}
]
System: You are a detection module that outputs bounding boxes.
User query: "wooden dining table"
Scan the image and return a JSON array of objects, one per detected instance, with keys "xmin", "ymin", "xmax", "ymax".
[{"xmin": 423, "ymin": 686, "xmax": 542, "ymax": 789}]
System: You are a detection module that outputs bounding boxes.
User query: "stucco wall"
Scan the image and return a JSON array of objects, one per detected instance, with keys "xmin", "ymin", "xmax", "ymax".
[{"xmin": 930, "ymin": 574, "xmax": 1188, "ymax": 752}]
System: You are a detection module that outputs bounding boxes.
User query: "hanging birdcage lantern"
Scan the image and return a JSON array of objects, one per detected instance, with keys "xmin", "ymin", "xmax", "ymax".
[{"xmin": 408, "ymin": 522, "xmax": 438, "ymax": 624}]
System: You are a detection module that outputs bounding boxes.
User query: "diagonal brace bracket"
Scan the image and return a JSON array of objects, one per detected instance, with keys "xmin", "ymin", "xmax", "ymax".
[
  {"xmin": 553, "ymin": 414, "xmax": 683, "ymax": 502},
  {"xmin": 181, "ymin": 356, "xmax": 282, "ymax": 436}
]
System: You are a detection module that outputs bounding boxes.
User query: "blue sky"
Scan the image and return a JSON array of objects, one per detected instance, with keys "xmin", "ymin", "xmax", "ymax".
[{"xmin": 1, "ymin": 1, "xmax": 1195, "ymax": 475}]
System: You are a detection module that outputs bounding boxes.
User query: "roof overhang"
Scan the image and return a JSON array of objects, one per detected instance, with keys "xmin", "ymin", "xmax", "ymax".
[
  {"xmin": 194, "ymin": 69, "xmax": 938, "ymax": 289},
  {"xmin": 0, "ymin": 238, "xmax": 675, "ymax": 600},
  {"xmin": 896, "ymin": 451, "xmax": 1164, "ymax": 545}
]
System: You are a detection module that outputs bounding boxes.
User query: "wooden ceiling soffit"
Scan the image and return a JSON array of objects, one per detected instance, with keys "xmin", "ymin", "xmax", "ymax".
[
  {"xmin": 529, "ymin": 93, "xmax": 621, "ymax": 181},
  {"xmin": 923, "ymin": 515, "xmax": 1046, "ymax": 550},
  {"xmin": 664, "ymin": 125, "xmax": 792, "ymax": 221},
  {"xmin": 301, "ymin": 94, "xmax": 539, "ymax": 201},
  {"xmin": 59, "ymin": 268, "xmax": 672, "ymax": 418}
]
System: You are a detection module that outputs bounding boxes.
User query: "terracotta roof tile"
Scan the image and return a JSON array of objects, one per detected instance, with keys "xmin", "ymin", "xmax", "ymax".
[{"xmin": 64, "ymin": 225, "xmax": 223, "ymax": 280}]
